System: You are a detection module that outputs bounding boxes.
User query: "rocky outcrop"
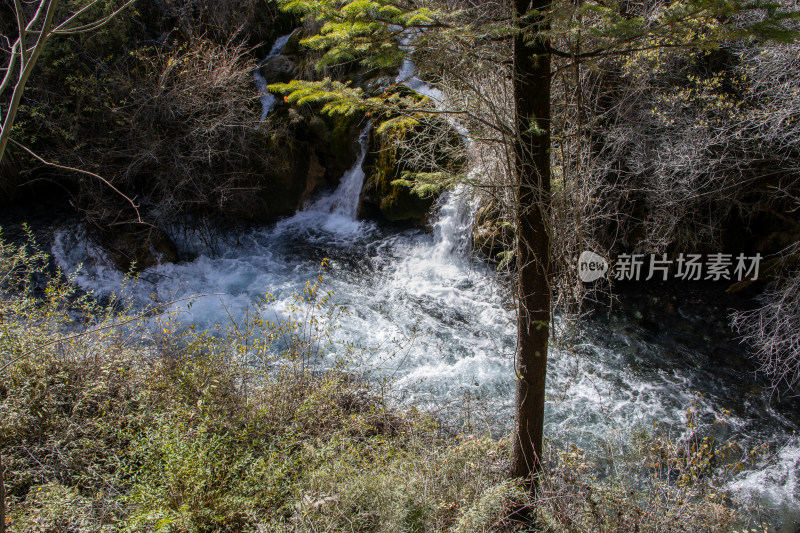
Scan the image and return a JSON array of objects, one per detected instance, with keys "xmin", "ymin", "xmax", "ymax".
[
  {"xmin": 359, "ymin": 107, "xmax": 466, "ymax": 227},
  {"xmin": 97, "ymin": 223, "xmax": 179, "ymax": 273},
  {"xmin": 359, "ymin": 142, "xmax": 436, "ymax": 227},
  {"xmin": 232, "ymin": 108, "xmax": 363, "ymax": 221}
]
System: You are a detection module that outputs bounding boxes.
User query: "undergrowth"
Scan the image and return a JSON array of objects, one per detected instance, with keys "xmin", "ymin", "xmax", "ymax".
[{"xmin": 0, "ymin": 230, "xmax": 757, "ymax": 532}]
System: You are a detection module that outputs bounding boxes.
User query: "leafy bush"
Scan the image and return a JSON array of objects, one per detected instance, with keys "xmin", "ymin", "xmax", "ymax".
[{"xmin": 0, "ymin": 234, "xmax": 756, "ymax": 532}]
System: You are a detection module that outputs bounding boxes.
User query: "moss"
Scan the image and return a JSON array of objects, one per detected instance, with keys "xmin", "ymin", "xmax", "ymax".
[
  {"xmin": 360, "ymin": 112, "xmax": 466, "ymax": 227},
  {"xmin": 327, "ymin": 111, "xmax": 361, "ymax": 171},
  {"xmin": 282, "ymin": 26, "xmax": 305, "ymax": 56},
  {"xmin": 472, "ymin": 200, "xmax": 514, "ymax": 260},
  {"xmin": 369, "ymin": 143, "xmax": 436, "ymax": 225}
]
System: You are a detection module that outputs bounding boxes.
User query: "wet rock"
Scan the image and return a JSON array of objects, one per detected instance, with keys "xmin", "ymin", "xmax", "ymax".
[
  {"xmin": 360, "ymin": 111, "xmax": 465, "ymax": 227},
  {"xmin": 98, "ymin": 223, "xmax": 178, "ymax": 273},
  {"xmin": 242, "ymin": 110, "xmax": 363, "ymax": 220},
  {"xmin": 259, "ymin": 54, "xmax": 299, "ymax": 84},
  {"xmin": 281, "ymin": 27, "xmax": 304, "ymax": 56},
  {"xmin": 639, "ymin": 317, "xmax": 661, "ymax": 333},
  {"xmin": 471, "ymin": 200, "xmax": 514, "ymax": 259}
]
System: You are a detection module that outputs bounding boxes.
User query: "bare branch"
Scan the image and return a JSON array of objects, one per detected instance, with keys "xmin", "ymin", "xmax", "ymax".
[{"xmin": 9, "ymin": 139, "xmax": 142, "ymax": 223}]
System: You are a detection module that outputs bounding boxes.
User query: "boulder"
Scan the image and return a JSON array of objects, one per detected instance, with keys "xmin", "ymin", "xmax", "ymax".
[
  {"xmin": 360, "ymin": 111, "xmax": 465, "ymax": 227},
  {"xmin": 98, "ymin": 223, "xmax": 178, "ymax": 273},
  {"xmin": 238, "ymin": 110, "xmax": 363, "ymax": 221},
  {"xmin": 259, "ymin": 54, "xmax": 299, "ymax": 85}
]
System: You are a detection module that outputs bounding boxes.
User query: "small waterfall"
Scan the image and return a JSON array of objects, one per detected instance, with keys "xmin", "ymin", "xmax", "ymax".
[
  {"xmin": 432, "ymin": 184, "xmax": 479, "ymax": 260},
  {"xmin": 395, "ymin": 48, "xmax": 478, "ymax": 261},
  {"xmin": 304, "ymin": 124, "xmax": 371, "ymax": 219},
  {"xmin": 395, "ymin": 41, "xmax": 472, "ymax": 148},
  {"xmin": 396, "ymin": 58, "xmax": 446, "ymax": 103},
  {"xmin": 254, "ymin": 32, "xmax": 295, "ymax": 120}
]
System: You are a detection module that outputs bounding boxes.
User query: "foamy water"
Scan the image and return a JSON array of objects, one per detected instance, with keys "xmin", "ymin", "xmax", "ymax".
[
  {"xmin": 51, "ymin": 195, "xmax": 800, "ymax": 532},
  {"xmin": 49, "ymin": 53, "xmax": 800, "ymax": 532}
]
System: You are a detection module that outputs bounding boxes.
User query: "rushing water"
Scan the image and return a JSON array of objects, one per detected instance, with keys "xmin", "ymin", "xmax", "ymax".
[
  {"xmin": 49, "ymin": 54, "xmax": 800, "ymax": 532},
  {"xmin": 51, "ymin": 161, "xmax": 800, "ymax": 532},
  {"xmin": 254, "ymin": 32, "xmax": 295, "ymax": 120},
  {"xmin": 304, "ymin": 125, "xmax": 371, "ymax": 219}
]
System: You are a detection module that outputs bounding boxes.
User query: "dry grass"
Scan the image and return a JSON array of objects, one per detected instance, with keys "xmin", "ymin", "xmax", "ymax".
[{"xmin": 0, "ymin": 233, "xmax": 754, "ymax": 532}]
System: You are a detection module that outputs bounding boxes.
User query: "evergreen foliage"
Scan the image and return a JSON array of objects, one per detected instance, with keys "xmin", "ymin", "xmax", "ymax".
[{"xmin": 278, "ymin": 0, "xmax": 439, "ymax": 70}]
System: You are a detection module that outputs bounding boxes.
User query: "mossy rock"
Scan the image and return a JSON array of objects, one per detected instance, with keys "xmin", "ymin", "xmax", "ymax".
[
  {"xmin": 282, "ymin": 27, "xmax": 305, "ymax": 56},
  {"xmin": 360, "ymin": 112, "xmax": 466, "ymax": 227},
  {"xmin": 472, "ymin": 200, "xmax": 514, "ymax": 260},
  {"xmin": 238, "ymin": 112, "xmax": 362, "ymax": 221},
  {"xmin": 260, "ymin": 55, "xmax": 299, "ymax": 85},
  {"xmin": 327, "ymin": 112, "xmax": 362, "ymax": 172},
  {"xmin": 245, "ymin": 131, "xmax": 319, "ymax": 218},
  {"xmin": 221, "ymin": 88, "xmax": 364, "ymax": 222},
  {"xmin": 361, "ymin": 147, "xmax": 436, "ymax": 226}
]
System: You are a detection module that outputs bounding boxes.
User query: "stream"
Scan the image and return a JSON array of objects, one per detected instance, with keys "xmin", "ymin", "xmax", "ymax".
[
  {"xmin": 50, "ymin": 155, "xmax": 800, "ymax": 532},
  {"xmin": 46, "ymin": 37, "xmax": 800, "ymax": 531}
]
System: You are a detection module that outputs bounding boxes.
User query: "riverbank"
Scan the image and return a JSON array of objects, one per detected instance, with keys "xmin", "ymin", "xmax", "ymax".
[{"xmin": 0, "ymin": 235, "xmax": 753, "ymax": 532}]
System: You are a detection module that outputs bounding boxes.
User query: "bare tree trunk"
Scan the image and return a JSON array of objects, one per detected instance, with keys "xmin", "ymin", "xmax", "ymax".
[
  {"xmin": 510, "ymin": 0, "xmax": 552, "ymax": 484},
  {"xmin": 0, "ymin": 0, "xmax": 60, "ymax": 165},
  {"xmin": 0, "ymin": 451, "xmax": 6, "ymax": 533}
]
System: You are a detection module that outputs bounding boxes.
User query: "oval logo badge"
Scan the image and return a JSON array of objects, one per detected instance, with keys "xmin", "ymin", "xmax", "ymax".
[{"xmin": 578, "ymin": 251, "xmax": 608, "ymax": 282}]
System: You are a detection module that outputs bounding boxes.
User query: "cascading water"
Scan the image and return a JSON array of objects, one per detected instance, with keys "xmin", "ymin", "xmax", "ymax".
[
  {"xmin": 49, "ymin": 49, "xmax": 800, "ymax": 533},
  {"xmin": 431, "ymin": 185, "xmax": 479, "ymax": 259},
  {"xmin": 50, "ymin": 179, "xmax": 800, "ymax": 533},
  {"xmin": 396, "ymin": 56, "xmax": 445, "ymax": 104},
  {"xmin": 395, "ymin": 42, "xmax": 472, "ymax": 144},
  {"xmin": 395, "ymin": 43, "xmax": 478, "ymax": 260},
  {"xmin": 303, "ymin": 125, "xmax": 371, "ymax": 218},
  {"xmin": 254, "ymin": 31, "xmax": 295, "ymax": 120}
]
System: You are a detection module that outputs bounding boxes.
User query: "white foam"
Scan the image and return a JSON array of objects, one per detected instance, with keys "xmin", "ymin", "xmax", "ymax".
[
  {"xmin": 51, "ymin": 211, "xmax": 800, "ymax": 528},
  {"xmin": 731, "ymin": 438, "xmax": 800, "ymax": 529}
]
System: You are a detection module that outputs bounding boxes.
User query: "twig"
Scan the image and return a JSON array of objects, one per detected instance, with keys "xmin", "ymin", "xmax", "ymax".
[
  {"xmin": 0, "ymin": 293, "xmax": 224, "ymax": 375},
  {"xmin": 9, "ymin": 139, "xmax": 142, "ymax": 223}
]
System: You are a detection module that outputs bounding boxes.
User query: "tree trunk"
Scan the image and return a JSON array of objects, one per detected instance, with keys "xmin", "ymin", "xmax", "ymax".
[
  {"xmin": 0, "ymin": 451, "xmax": 6, "ymax": 533},
  {"xmin": 510, "ymin": 0, "xmax": 552, "ymax": 483}
]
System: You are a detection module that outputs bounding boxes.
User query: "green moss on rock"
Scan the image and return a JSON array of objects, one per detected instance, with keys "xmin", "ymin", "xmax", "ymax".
[
  {"xmin": 360, "ymin": 111, "xmax": 466, "ymax": 227},
  {"xmin": 363, "ymin": 138, "xmax": 436, "ymax": 226},
  {"xmin": 471, "ymin": 200, "xmax": 514, "ymax": 260}
]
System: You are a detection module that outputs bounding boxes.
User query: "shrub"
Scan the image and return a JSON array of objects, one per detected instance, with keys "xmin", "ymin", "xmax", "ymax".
[{"xmin": 0, "ymin": 234, "xmax": 755, "ymax": 532}]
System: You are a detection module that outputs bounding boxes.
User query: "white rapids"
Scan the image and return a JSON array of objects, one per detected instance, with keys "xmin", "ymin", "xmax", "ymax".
[
  {"xmin": 51, "ymin": 144, "xmax": 800, "ymax": 531},
  {"xmin": 50, "ymin": 48, "xmax": 800, "ymax": 533}
]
